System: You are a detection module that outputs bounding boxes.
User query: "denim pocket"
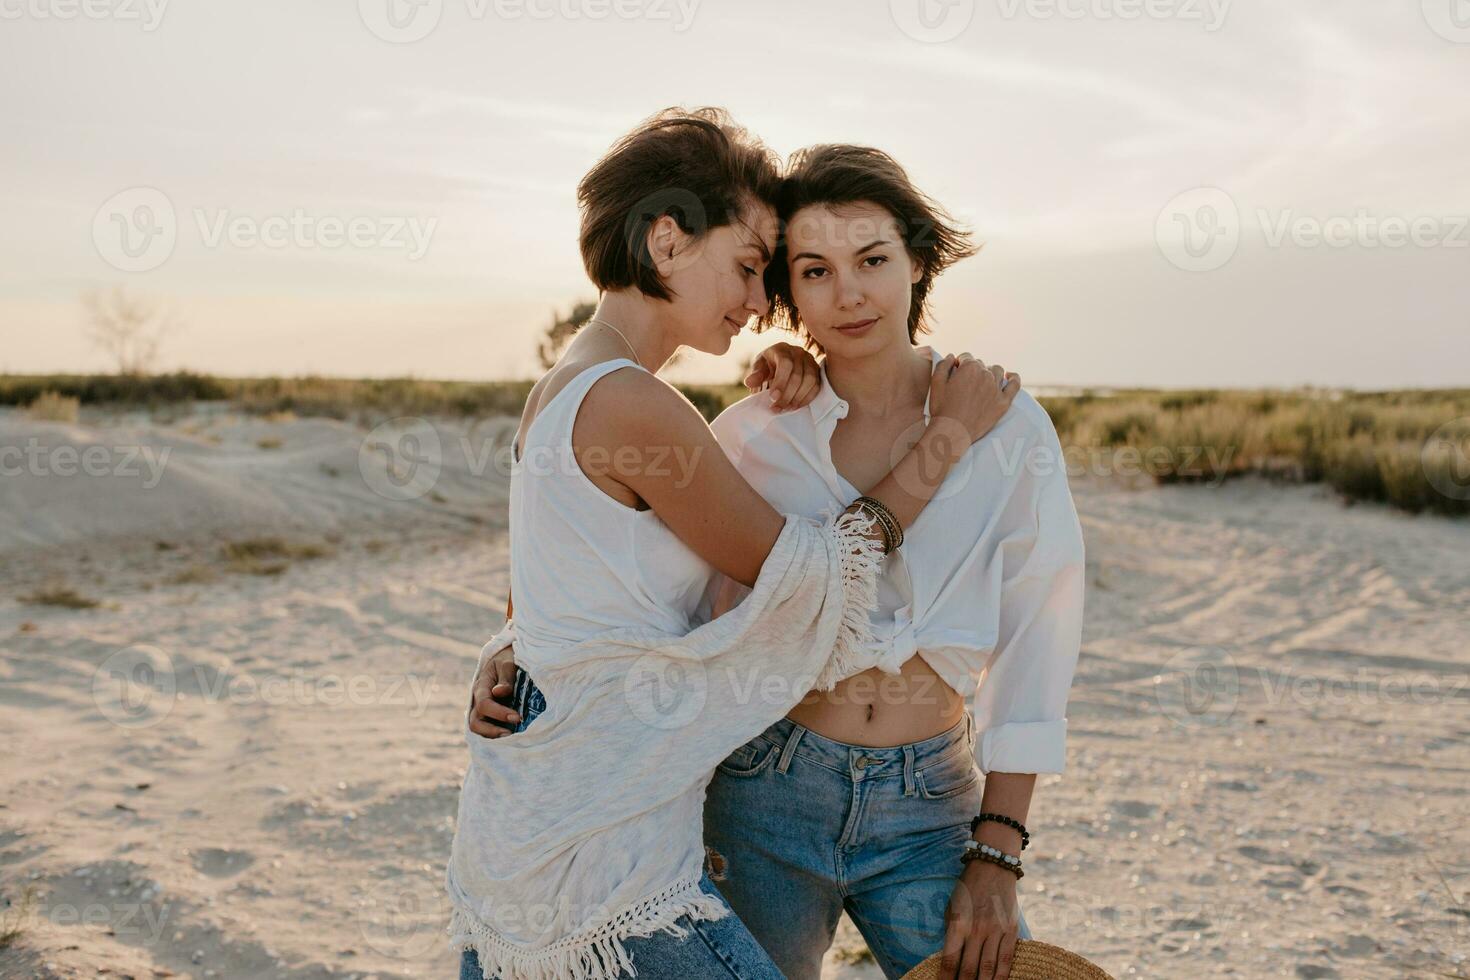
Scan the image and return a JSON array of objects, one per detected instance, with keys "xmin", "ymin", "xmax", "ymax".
[
  {"xmin": 915, "ymin": 751, "xmax": 981, "ymax": 800},
  {"xmin": 714, "ymin": 737, "xmax": 779, "ymax": 778}
]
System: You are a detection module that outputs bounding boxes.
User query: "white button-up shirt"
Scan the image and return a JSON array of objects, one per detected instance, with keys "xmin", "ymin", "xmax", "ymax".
[{"xmin": 708, "ymin": 347, "xmax": 1086, "ymax": 774}]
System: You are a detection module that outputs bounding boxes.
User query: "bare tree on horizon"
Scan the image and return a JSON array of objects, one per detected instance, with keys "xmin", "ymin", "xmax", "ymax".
[
  {"xmin": 537, "ymin": 300, "xmax": 687, "ymax": 373},
  {"xmin": 81, "ymin": 284, "xmax": 182, "ymax": 376}
]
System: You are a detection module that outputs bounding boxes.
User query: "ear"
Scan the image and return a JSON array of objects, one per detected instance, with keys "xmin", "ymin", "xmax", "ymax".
[
  {"xmin": 909, "ymin": 254, "xmax": 924, "ymax": 286},
  {"xmin": 646, "ymin": 214, "xmax": 701, "ymax": 278}
]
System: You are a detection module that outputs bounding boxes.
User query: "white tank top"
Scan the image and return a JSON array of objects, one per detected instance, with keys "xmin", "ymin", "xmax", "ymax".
[{"xmin": 507, "ymin": 358, "xmax": 714, "ymax": 665}]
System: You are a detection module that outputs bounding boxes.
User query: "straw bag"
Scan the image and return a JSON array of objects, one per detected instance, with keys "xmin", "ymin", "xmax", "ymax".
[{"xmin": 900, "ymin": 939, "xmax": 1114, "ymax": 980}]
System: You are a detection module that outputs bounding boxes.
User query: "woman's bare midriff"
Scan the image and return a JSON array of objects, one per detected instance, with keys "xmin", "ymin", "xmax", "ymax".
[{"xmin": 786, "ymin": 652, "xmax": 965, "ymax": 747}]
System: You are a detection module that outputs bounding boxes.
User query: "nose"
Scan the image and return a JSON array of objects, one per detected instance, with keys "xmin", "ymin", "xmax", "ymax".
[
  {"xmin": 745, "ymin": 275, "xmax": 770, "ymax": 318},
  {"xmin": 834, "ymin": 269, "xmax": 864, "ymax": 311}
]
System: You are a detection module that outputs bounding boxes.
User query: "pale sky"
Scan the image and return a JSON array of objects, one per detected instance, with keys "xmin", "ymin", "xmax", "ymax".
[{"xmin": 2, "ymin": 0, "xmax": 1468, "ymax": 388}]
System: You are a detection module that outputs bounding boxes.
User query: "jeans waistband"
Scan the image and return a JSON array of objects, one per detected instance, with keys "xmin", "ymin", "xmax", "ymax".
[{"xmin": 755, "ymin": 712, "xmax": 975, "ymax": 782}]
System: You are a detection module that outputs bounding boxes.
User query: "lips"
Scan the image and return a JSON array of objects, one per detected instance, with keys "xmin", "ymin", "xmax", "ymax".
[
  {"xmin": 834, "ymin": 317, "xmax": 878, "ymax": 334},
  {"xmin": 725, "ymin": 316, "xmax": 744, "ymax": 333}
]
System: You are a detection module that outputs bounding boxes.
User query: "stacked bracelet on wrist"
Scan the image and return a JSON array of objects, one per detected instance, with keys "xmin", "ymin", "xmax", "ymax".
[
  {"xmin": 971, "ymin": 812, "xmax": 1029, "ymax": 850},
  {"xmin": 852, "ymin": 495, "xmax": 904, "ymax": 553},
  {"xmin": 961, "ymin": 840, "xmax": 1024, "ymax": 879}
]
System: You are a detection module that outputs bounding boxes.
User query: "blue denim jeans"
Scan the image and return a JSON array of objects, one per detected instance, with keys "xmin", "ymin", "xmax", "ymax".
[
  {"xmin": 457, "ymin": 670, "xmax": 785, "ymax": 980},
  {"xmin": 703, "ymin": 714, "xmax": 1033, "ymax": 980}
]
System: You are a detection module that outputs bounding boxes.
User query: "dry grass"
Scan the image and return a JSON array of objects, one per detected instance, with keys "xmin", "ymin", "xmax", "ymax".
[
  {"xmin": 1042, "ymin": 388, "xmax": 1470, "ymax": 516},
  {"xmin": 220, "ymin": 536, "xmax": 335, "ymax": 575},
  {"xmin": 20, "ymin": 583, "xmax": 100, "ymax": 609},
  {"xmin": 24, "ymin": 390, "xmax": 80, "ymax": 422},
  {"xmin": 165, "ymin": 564, "xmax": 219, "ymax": 585},
  {"xmin": 0, "ymin": 886, "xmax": 37, "ymax": 951}
]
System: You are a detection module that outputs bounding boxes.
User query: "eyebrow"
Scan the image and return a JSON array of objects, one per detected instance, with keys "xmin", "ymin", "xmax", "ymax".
[{"xmin": 791, "ymin": 238, "xmax": 893, "ymax": 262}]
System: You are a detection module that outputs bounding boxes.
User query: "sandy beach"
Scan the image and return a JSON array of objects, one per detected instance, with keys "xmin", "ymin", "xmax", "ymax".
[{"xmin": 2, "ymin": 407, "xmax": 1466, "ymax": 979}]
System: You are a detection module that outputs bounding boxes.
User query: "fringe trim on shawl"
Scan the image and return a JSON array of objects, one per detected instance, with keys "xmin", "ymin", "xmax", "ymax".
[
  {"xmin": 810, "ymin": 505, "xmax": 887, "ymax": 692},
  {"xmin": 449, "ymin": 873, "xmax": 731, "ymax": 980}
]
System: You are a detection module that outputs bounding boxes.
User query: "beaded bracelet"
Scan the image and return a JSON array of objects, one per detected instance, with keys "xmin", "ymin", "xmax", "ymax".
[
  {"xmin": 971, "ymin": 812, "xmax": 1029, "ymax": 850},
  {"xmin": 854, "ymin": 495, "xmax": 905, "ymax": 551},
  {"xmin": 849, "ymin": 498, "xmax": 895, "ymax": 553},
  {"xmin": 961, "ymin": 841, "xmax": 1024, "ymax": 879}
]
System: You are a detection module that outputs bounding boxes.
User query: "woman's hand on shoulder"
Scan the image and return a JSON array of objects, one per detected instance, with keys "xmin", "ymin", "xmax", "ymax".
[
  {"xmin": 928, "ymin": 352, "xmax": 1020, "ymax": 446},
  {"xmin": 742, "ymin": 341, "xmax": 822, "ymax": 412}
]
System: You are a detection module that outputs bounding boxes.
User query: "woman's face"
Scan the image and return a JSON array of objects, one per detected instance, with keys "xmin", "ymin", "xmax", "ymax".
[
  {"xmin": 654, "ymin": 198, "xmax": 778, "ymax": 355},
  {"xmin": 785, "ymin": 201, "xmax": 922, "ymax": 356}
]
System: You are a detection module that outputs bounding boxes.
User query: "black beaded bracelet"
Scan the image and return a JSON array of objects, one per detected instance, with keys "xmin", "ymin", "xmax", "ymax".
[{"xmin": 971, "ymin": 813, "xmax": 1029, "ymax": 850}]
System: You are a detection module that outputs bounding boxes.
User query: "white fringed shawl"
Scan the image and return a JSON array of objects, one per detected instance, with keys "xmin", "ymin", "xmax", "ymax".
[{"xmin": 446, "ymin": 509, "xmax": 885, "ymax": 980}]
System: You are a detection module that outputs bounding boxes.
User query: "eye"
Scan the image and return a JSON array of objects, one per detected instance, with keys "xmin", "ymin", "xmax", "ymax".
[
  {"xmin": 862, "ymin": 255, "xmax": 888, "ymax": 268},
  {"xmin": 742, "ymin": 265, "xmax": 758, "ymax": 277},
  {"xmin": 800, "ymin": 266, "xmax": 829, "ymax": 280}
]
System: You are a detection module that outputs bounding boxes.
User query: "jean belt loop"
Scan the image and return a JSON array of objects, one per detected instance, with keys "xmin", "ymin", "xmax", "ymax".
[
  {"xmin": 964, "ymin": 711, "xmax": 975, "ymax": 748},
  {"xmin": 775, "ymin": 723, "xmax": 805, "ymax": 775},
  {"xmin": 902, "ymin": 743, "xmax": 916, "ymax": 797}
]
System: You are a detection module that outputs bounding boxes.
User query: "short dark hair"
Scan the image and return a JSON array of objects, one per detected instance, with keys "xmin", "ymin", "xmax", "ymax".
[
  {"xmin": 759, "ymin": 144, "xmax": 978, "ymax": 349},
  {"xmin": 577, "ymin": 107, "xmax": 781, "ymax": 302}
]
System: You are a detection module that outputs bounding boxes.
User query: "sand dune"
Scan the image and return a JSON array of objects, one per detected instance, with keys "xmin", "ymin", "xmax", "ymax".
[{"xmin": 1, "ymin": 410, "xmax": 1467, "ymax": 979}]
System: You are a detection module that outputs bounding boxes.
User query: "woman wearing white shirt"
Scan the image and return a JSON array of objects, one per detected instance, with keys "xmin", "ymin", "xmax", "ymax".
[
  {"xmin": 453, "ymin": 112, "xmax": 1024, "ymax": 980},
  {"xmin": 700, "ymin": 145, "xmax": 1086, "ymax": 980}
]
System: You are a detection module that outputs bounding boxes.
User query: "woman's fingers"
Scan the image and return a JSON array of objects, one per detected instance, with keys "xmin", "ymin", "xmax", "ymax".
[
  {"xmin": 468, "ymin": 697, "xmax": 520, "ymax": 738},
  {"xmin": 492, "ymin": 657, "xmax": 517, "ymax": 696},
  {"xmin": 785, "ymin": 368, "xmax": 821, "ymax": 412},
  {"xmin": 960, "ymin": 932, "xmax": 984, "ymax": 980},
  {"xmin": 767, "ymin": 356, "xmax": 795, "ymax": 409},
  {"xmin": 743, "ymin": 358, "xmax": 771, "ymax": 392},
  {"xmin": 994, "ymin": 928, "xmax": 1018, "ymax": 980}
]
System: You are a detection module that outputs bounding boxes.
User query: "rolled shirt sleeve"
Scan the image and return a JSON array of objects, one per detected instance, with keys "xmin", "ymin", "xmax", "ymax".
[{"xmin": 971, "ymin": 423, "xmax": 1086, "ymax": 775}]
